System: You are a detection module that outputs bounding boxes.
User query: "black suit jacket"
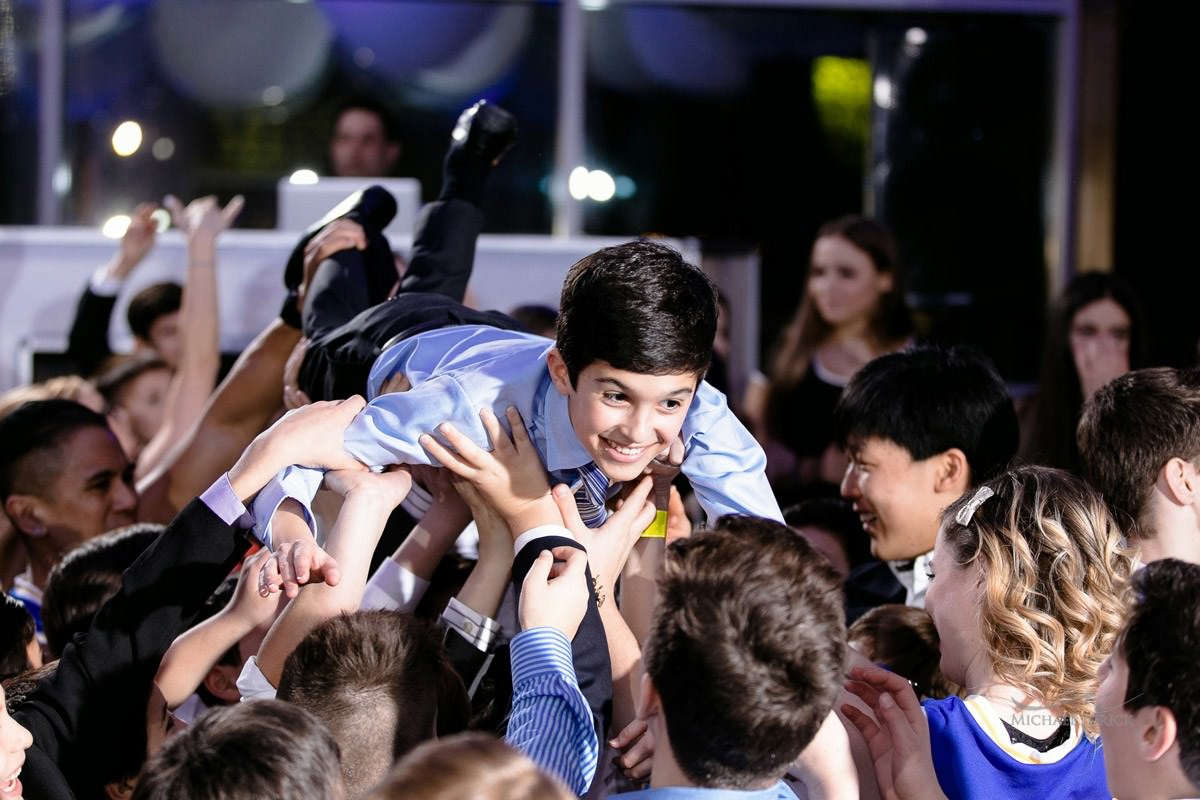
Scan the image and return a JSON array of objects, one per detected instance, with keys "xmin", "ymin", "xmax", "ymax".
[{"xmin": 16, "ymin": 499, "xmax": 253, "ymax": 800}]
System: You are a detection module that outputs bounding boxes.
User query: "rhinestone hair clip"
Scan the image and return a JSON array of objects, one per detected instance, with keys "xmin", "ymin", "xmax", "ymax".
[{"xmin": 955, "ymin": 486, "xmax": 995, "ymax": 527}]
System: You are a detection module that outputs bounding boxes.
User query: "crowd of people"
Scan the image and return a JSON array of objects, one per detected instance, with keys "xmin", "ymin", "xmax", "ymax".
[{"xmin": 1, "ymin": 95, "xmax": 1198, "ymax": 800}]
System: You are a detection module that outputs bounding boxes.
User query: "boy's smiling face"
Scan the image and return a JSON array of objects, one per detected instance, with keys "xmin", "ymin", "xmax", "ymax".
[{"xmin": 548, "ymin": 350, "xmax": 699, "ymax": 484}]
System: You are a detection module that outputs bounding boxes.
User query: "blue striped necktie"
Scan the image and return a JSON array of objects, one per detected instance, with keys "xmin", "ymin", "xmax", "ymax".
[{"xmin": 574, "ymin": 462, "xmax": 610, "ymax": 528}]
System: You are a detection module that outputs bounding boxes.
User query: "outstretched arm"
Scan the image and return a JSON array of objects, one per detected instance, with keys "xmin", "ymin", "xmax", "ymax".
[
  {"xmin": 137, "ymin": 194, "xmax": 243, "ymax": 482},
  {"xmin": 15, "ymin": 396, "xmax": 366, "ymax": 797},
  {"xmin": 136, "ymin": 319, "xmax": 302, "ymax": 522},
  {"xmin": 254, "ymin": 466, "xmax": 413, "ymax": 687},
  {"xmin": 67, "ymin": 202, "xmax": 159, "ymax": 375}
]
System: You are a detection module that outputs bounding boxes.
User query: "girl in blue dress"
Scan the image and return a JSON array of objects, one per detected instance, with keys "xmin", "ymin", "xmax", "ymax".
[{"xmin": 843, "ymin": 466, "xmax": 1132, "ymax": 799}]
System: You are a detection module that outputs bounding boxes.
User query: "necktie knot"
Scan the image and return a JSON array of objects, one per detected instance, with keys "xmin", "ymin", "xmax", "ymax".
[{"xmin": 574, "ymin": 462, "xmax": 609, "ymax": 527}]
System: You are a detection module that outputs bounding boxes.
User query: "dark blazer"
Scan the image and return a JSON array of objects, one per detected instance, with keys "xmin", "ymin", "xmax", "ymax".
[{"xmin": 16, "ymin": 499, "xmax": 253, "ymax": 800}]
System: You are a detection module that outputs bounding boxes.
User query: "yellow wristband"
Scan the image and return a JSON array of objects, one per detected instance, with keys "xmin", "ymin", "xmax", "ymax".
[{"xmin": 641, "ymin": 509, "xmax": 668, "ymax": 539}]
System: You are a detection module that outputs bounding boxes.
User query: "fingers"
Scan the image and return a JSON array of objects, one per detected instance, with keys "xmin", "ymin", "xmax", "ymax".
[
  {"xmin": 547, "ymin": 545, "xmax": 587, "ymax": 580},
  {"xmin": 318, "ymin": 550, "xmax": 342, "ymax": 587},
  {"xmin": 221, "ymin": 194, "xmax": 245, "ymax": 226},
  {"xmin": 278, "ymin": 543, "xmax": 300, "ymax": 598},
  {"xmin": 478, "ymin": 408, "xmax": 512, "ymax": 455},
  {"xmin": 524, "ymin": 548, "xmax": 554, "ymax": 587},
  {"xmin": 163, "ymin": 194, "xmax": 186, "ymax": 229},
  {"xmin": 504, "ymin": 406, "xmax": 533, "ymax": 450},
  {"xmin": 607, "ymin": 475, "xmax": 655, "ymax": 533},
  {"xmin": 609, "ymin": 717, "xmax": 647, "ymax": 749},
  {"xmin": 841, "ymin": 703, "xmax": 886, "ymax": 757},
  {"xmin": 258, "ymin": 549, "xmax": 283, "ymax": 597},
  {"xmin": 848, "ymin": 666, "xmax": 923, "ymax": 719},
  {"xmin": 419, "ymin": 429, "xmax": 474, "ymax": 476},
  {"xmin": 552, "ymin": 483, "xmax": 585, "ymax": 531}
]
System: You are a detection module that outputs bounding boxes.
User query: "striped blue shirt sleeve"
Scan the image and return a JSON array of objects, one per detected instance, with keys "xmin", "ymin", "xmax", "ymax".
[{"xmin": 505, "ymin": 627, "xmax": 599, "ymax": 796}]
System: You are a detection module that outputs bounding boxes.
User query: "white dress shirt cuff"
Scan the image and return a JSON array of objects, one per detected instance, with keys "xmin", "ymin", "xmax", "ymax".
[
  {"xmin": 89, "ymin": 269, "xmax": 126, "ymax": 296},
  {"xmin": 235, "ymin": 656, "xmax": 277, "ymax": 701},
  {"xmin": 360, "ymin": 559, "xmax": 429, "ymax": 613},
  {"xmin": 441, "ymin": 596, "xmax": 501, "ymax": 652},
  {"xmin": 513, "ymin": 524, "xmax": 576, "ymax": 557}
]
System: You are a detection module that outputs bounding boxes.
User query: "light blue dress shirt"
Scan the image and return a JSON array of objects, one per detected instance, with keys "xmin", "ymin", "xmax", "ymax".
[{"xmin": 252, "ymin": 325, "xmax": 781, "ymax": 541}]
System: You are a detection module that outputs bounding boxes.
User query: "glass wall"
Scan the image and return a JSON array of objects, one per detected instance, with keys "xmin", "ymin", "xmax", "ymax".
[
  {"xmin": 4, "ymin": 0, "xmax": 1065, "ymax": 381},
  {"xmin": 52, "ymin": 0, "xmax": 559, "ymax": 231}
]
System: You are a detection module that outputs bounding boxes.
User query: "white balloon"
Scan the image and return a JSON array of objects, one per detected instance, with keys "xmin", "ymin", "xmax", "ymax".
[{"xmin": 150, "ymin": 0, "xmax": 332, "ymax": 110}]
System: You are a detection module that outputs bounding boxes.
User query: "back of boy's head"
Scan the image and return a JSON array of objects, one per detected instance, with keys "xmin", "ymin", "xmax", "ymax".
[
  {"xmin": 363, "ymin": 732, "xmax": 574, "ymax": 800},
  {"xmin": 555, "ymin": 240, "xmax": 718, "ymax": 386},
  {"xmin": 645, "ymin": 515, "xmax": 845, "ymax": 788},
  {"xmin": 277, "ymin": 610, "xmax": 469, "ymax": 795},
  {"xmin": 1078, "ymin": 367, "xmax": 1200, "ymax": 539},
  {"xmin": 848, "ymin": 604, "xmax": 957, "ymax": 700},
  {"xmin": 0, "ymin": 595, "xmax": 36, "ymax": 681},
  {"xmin": 132, "ymin": 699, "xmax": 344, "ymax": 800},
  {"xmin": 1121, "ymin": 558, "xmax": 1200, "ymax": 788},
  {"xmin": 126, "ymin": 281, "xmax": 182, "ymax": 342},
  {"xmin": 41, "ymin": 522, "xmax": 163, "ymax": 658},
  {"xmin": 833, "ymin": 345, "xmax": 1018, "ymax": 484}
]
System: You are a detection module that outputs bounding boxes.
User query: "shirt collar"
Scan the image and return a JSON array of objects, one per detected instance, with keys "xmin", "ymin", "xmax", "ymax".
[
  {"xmin": 888, "ymin": 551, "xmax": 932, "ymax": 608},
  {"xmin": 539, "ymin": 374, "xmax": 593, "ymax": 473}
]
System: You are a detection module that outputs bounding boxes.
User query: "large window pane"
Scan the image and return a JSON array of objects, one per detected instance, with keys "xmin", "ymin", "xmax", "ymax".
[{"xmin": 60, "ymin": 0, "xmax": 558, "ymax": 231}]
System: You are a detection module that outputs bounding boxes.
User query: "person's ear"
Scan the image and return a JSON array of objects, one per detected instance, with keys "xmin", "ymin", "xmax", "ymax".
[
  {"xmin": 1139, "ymin": 706, "xmax": 1180, "ymax": 764},
  {"xmin": 202, "ymin": 665, "xmax": 242, "ymax": 704},
  {"xmin": 933, "ymin": 448, "xmax": 970, "ymax": 495},
  {"xmin": 104, "ymin": 776, "xmax": 136, "ymax": 800},
  {"xmin": 546, "ymin": 348, "xmax": 573, "ymax": 396},
  {"xmin": 876, "ymin": 270, "xmax": 895, "ymax": 296},
  {"xmin": 385, "ymin": 142, "xmax": 401, "ymax": 171},
  {"xmin": 5, "ymin": 494, "xmax": 48, "ymax": 538},
  {"xmin": 636, "ymin": 672, "xmax": 661, "ymax": 723},
  {"xmin": 1159, "ymin": 457, "xmax": 1197, "ymax": 507}
]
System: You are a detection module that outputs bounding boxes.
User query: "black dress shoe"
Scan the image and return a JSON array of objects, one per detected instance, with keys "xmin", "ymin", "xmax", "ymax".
[
  {"xmin": 283, "ymin": 184, "xmax": 397, "ymax": 292},
  {"xmin": 449, "ymin": 100, "xmax": 518, "ymax": 166}
]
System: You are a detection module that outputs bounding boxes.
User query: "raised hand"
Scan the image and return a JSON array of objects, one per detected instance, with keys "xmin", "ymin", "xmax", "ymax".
[
  {"xmin": 227, "ymin": 396, "xmax": 369, "ymax": 502},
  {"xmin": 419, "ymin": 406, "xmax": 555, "ymax": 535},
  {"xmin": 281, "ymin": 337, "xmax": 312, "ymax": 410},
  {"xmin": 114, "ymin": 201, "xmax": 161, "ymax": 274},
  {"xmin": 258, "ymin": 536, "xmax": 342, "ymax": 599},
  {"xmin": 164, "ymin": 193, "xmax": 244, "ymax": 243},
  {"xmin": 226, "ymin": 548, "xmax": 285, "ymax": 628},
  {"xmin": 551, "ymin": 475, "xmax": 655, "ymax": 596},
  {"xmin": 841, "ymin": 665, "xmax": 946, "ymax": 800}
]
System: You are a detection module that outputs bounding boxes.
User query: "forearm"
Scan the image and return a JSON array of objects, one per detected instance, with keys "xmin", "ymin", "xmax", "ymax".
[
  {"xmin": 138, "ymin": 319, "xmax": 300, "ymax": 514},
  {"xmin": 392, "ymin": 500, "xmax": 470, "ymax": 580},
  {"xmin": 506, "ymin": 627, "xmax": 600, "ymax": 796},
  {"xmin": 619, "ymin": 537, "xmax": 664, "ymax": 646},
  {"xmin": 599, "ymin": 601, "xmax": 642, "ymax": 736},
  {"xmin": 154, "ymin": 611, "xmax": 249, "ymax": 708},
  {"xmin": 257, "ymin": 493, "xmax": 393, "ymax": 685},
  {"xmin": 138, "ymin": 243, "xmax": 220, "ymax": 479},
  {"xmin": 455, "ymin": 557, "xmax": 509, "ymax": 620}
]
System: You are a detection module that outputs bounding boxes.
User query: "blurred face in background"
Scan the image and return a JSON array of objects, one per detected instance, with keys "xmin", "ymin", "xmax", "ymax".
[
  {"xmin": 330, "ymin": 108, "xmax": 400, "ymax": 178},
  {"xmin": 807, "ymin": 235, "xmax": 893, "ymax": 331}
]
